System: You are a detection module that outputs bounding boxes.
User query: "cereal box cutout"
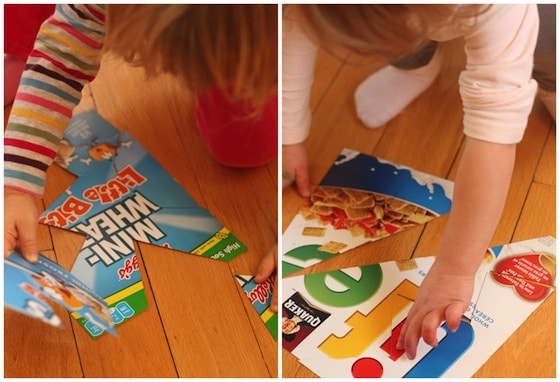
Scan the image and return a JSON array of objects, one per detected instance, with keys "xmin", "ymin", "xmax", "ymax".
[
  {"xmin": 282, "ymin": 236, "xmax": 555, "ymax": 378},
  {"xmin": 5, "ymin": 251, "xmax": 115, "ymax": 335},
  {"xmin": 283, "ymin": 148, "xmax": 454, "ymax": 276},
  {"xmin": 40, "ymin": 110, "xmax": 247, "ymax": 337},
  {"xmin": 236, "ymin": 275, "xmax": 278, "ymax": 339}
]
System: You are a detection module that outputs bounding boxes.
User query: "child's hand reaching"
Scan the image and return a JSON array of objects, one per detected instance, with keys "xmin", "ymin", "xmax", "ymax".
[
  {"xmin": 282, "ymin": 143, "xmax": 310, "ymax": 197},
  {"xmin": 396, "ymin": 259, "xmax": 475, "ymax": 360},
  {"xmin": 4, "ymin": 188, "xmax": 40, "ymax": 262},
  {"xmin": 255, "ymin": 244, "xmax": 278, "ymax": 312}
]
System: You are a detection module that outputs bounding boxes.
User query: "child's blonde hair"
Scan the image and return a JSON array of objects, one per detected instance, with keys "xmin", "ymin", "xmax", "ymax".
[
  {"xmin": 105, "ymin": 4, "xmax": 277, "ymax": 105},
  {"xmin": 290, "ymin": 4, "xmax": 488, "ymax": 62}
]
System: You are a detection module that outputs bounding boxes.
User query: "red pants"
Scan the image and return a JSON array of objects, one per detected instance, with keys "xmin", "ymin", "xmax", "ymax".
[
  {"xmin": 4, "ymin": 4, "xmax": 55, "ymax": 59},
  {"xmin": 195, "ymin": 89, "xmax": 278, "ymax": 168}
]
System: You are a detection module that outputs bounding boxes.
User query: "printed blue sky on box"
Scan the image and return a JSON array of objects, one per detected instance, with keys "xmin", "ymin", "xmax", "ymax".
[{"xmin": 320, "ymin": 148, "xmax": 453, "ymax": 215}]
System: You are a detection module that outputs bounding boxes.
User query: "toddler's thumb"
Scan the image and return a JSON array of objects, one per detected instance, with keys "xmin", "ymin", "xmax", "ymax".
[{"xmin": 18, "ymin": 231, "xmax": 39, "ymax": 263}]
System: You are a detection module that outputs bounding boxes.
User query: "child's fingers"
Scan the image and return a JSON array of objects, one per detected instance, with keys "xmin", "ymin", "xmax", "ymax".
[
  {"xmin": 4, "ymin": 236, "xmax": 16, "ymax": 258},
  {"xmin": 4, "ymin": 220, "xmax": 19, "ymax": 258},
  {"xmin": 16, "ymin": 221, "xmax": 39, "ymax": 263},
  {"xmin": 255, "ymin": 246, "xmax": 278, "ymax": 312},
  {"xmin": 282, "ymin": 171, "xmax": 295, "ymax": 190},
  {"xmin": 255, "ymin": 245, "xmax": 277, "ymax": 282},
  {"xmin": 420, "ymin": 310, "xmax": 443, "ymax": 348},
  {"xmin": 399, "ymin": 312, "xmax": 422, "ymax": 360},
  {"xmin": 444, "ymin": 302, "xmax": 466, "ymax": 332},
  {"xmin": 295, "ymin": 168, "xmax": 310, "ymax": 197}
]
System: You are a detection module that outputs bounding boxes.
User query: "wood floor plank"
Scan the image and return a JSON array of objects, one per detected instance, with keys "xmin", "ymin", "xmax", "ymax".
[
  {"xmin": 309, "ymin": 48, "xmax": 351, "ymax": 110},
  {"xmin": 140, "ymin": 244, "xmax": 273, "ymax": 377}
]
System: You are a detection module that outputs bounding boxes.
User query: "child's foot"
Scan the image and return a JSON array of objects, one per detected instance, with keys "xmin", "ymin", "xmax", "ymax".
[
  {"xmin": 354, "ymin": 46, "xmax": 443, "ymax": 128},
  {"xmin": 537, "ymin": 87, "xmax": 556, "ymax": 121},
  {"xmin": 4, "ymin": 54, "xmax": 26, "ymax": 106}
]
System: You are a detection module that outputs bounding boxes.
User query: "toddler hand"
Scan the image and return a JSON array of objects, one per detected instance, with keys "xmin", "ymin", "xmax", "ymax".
[
  {"xmin": 396, "ymin": 259, "xmax": 474, "ymax": 359},
  {"xmin": 255, "ymin": 244, "xmax": 278, "ymax": 312},
  {"xmin": 4, "ymin": 188, "xmax": 40, "ymax": 262},
  {"xmin": 282, "ymin": 143, "xmax": 310, "ymax": 197}
]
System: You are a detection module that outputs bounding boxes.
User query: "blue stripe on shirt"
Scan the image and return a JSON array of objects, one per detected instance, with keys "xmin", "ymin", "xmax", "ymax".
[{"xmin": 19, "ymin": 77, "xmax": 81, "ymax": 104}]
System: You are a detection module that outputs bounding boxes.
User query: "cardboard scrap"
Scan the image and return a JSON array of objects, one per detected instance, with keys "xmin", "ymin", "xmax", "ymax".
[
  {"xmin": 283, "ymin": 148, "xmax": 454, "ymax": 276},
  {"xmin": 282, "ymin": 236, "xmax": 555, "ymax": 378}
]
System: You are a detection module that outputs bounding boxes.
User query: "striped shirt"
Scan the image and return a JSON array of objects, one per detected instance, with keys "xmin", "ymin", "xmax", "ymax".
[{"xmin": 4, "ymin": 4, "xmax": 106, "ymax": 197}]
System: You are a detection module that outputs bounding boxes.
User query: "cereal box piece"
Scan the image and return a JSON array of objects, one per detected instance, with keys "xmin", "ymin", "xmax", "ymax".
[
  {"xmin": 389, "ymin": 219, "xmax": 415, "ymax": 229},
  {"xmin": 373, "ymin": 204, "xmax": 385, "ymax": 220},
  {"xmin": 348, "ymin": 224, "xmax": 366, "ymax": 237},
  {"xmin": 540, "ymin": 253, "xmax": 556, "ymax": 278},
  {"xmin": 344, "ymin": 188, "xmax": 371, "ymax": 203},
  {"xmin": 321, "ymin": 187, "xmax": 342, "ymax": 198},
  {"xmin": 314, "ymin": 198, "xmax": 343, "ymax": 208},
  {"xmin": 387, "ymin": 198, "xmax": 408, "ymax": 212},
  {"xmin": 350, "ymin": 195, "xmax": 376, "ymax": 209},
  {"xmin": 323, "ymin": 187, "xmax": 351, "ymax": 205},
  {"xmin": 318, "ymin": 241, "xmax": 348, "ymax": 254},
  {"xmin": 344, "ymin": 207, "xmax": 373, "ymax": 220},
  {"xmin": 406, "ymin": 212, "xmax": 433, "ymax": 224},
  {"xmin": 400, "ymin": 204, "xmax": 422, "ymax": 216},
  {"xmin": 309, "ymin": 204, "xmax": 333, "ymax": 215},
  {"xmin": 299, "ymin": 206, "xmax": 315, "ymax": 220},
  {"xmin": 385, "ymin": 210, "xmax": 404, "ymax": 220},
  {"xmin": 311, "ymin": 186, "xmax": 328, "ymax": 198},
  {"xmin": 481, "ymin": 251, "xmax": 494, "ymax": 265},
  {"xmin": 374, "ymin": 194, "xmax": 388, "ymax": 202},
  {"xmin": 302, "ymin": 227, "xmax": 327, "ymax": 237},
  {"xmin": 396, "ymin": 258, "xmax": 419, "ymax": 272}
]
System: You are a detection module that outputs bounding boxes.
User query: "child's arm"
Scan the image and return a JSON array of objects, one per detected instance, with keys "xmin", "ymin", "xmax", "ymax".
[
  {"xmin": 397, "ymin": 137, "xmax": 515, "ymax": 359},
  {"xmin": 4, "ymin": 5, "xmax": 106, "ymax": 260},
  {"xmin": 5, "ymin": 4, "xmax": 105, "ymax": 196},
  {"xmin": 397, "ymin": 4, "xmax": 539, "ymax": 359},
  {"xmin": 282, "ymin": 11, "xmax": 318, "ymax": 197}
]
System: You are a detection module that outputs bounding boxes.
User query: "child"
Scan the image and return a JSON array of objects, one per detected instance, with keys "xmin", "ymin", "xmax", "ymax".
[
  {"xmin": 4, "ymin": 4, "xmax": 278, "ymax": 310},
  {"xmin": 282, "ymin": 4, "xmax": 554, "ymax": 359}
]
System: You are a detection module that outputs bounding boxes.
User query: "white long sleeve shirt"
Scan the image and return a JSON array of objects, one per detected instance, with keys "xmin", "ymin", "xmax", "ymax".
[{"xmin": 282, "ymin": 4, "xmax": 539, "ymax": 145}]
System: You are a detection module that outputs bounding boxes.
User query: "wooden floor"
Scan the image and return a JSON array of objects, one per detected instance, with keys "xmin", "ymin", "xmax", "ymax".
[
  {"xmin": 4, "ymin": 56, "xmax": 278, "ymax": 378},
  {"xmin": 3, "ymin": 32, "xmax": 556, "ymax": 380},
  {"xmin": 281, "ymin": 39, "xmax": 556, "ymax": 378}
]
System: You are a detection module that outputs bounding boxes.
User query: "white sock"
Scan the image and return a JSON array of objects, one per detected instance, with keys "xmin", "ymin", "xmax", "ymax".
[
  {"xmin": 537, "ymin": 87, "xmax": 556, "ymax": 121},
  {"xmin": 355, "ymin": 46, "xmax": 443, "ymax": 128}
]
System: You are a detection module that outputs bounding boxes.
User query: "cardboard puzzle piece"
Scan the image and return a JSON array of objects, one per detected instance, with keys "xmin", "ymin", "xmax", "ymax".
[
  {"xmin": 34, "ymin": 110, "xmax": 247, "ymax": 337},
  {"xmin": 4, "ymin": 251, "xmax": 115, "ymax": 335},
  {"xmin": 282, "ymin": 236, "xmax": 555, "ymax": 378},
  {"xmin": 235, "ymin": 275, "xmax": 278, "ymax": 340},
  {"xmin": 282, "ymin": 148, "xmax": 454, "ymax": 276}
]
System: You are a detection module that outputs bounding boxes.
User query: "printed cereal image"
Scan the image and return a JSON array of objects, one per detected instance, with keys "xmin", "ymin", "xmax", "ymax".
[
  {"xmin": 282, "ymin": 148, "xmax": 454, "ymax": 276},
  {"xmin": 303, "ymin": 186, "xmax": 436, "ymax": 239}
]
